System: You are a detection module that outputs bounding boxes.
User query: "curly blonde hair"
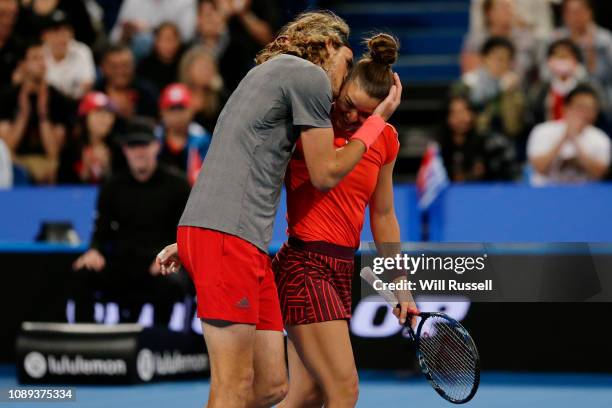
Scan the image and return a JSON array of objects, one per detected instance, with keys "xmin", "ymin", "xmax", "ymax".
[{"xmin": 255, "ymin": 10, "xmax": 350, "ymax": 66}]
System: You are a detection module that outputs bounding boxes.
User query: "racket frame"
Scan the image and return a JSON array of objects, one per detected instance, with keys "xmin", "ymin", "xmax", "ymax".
[{"xmin": 405, "ymin": 312, "xmax": 481, "ymax": 404}]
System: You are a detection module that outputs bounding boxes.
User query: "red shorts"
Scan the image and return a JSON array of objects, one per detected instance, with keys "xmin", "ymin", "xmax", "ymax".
[
  {"xmin": 272, "ymin": 237, "xmax": 355, "ymax": 325},
  {"xmin": 177, "ymin": 226, "xmax": 283, "ymax": 331}
]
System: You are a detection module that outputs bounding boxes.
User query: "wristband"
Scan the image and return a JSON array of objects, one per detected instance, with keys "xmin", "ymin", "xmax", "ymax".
[{"xmin": 349, "ymin": 114, "xmax": 386, "ymax": 151}]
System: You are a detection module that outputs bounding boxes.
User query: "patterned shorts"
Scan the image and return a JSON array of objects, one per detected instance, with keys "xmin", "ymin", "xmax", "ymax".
[{"xmin": 272, "ymin": 238, "xmax": 355, "ymax": 325}]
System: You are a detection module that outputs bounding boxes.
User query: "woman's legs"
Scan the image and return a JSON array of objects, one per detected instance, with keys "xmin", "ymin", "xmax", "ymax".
[
  {"xmin": 278, "ymin": 338, "xmax": 323, "ymax": 408},
  {"xmin": 284, "ymin": 320, "xmax": 359, "ymax": 408}
]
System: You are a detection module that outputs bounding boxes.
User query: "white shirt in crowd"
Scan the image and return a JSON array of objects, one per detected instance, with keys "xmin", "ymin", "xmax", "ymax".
[
  {"xmin": 110, "ymin": 0, "xmax": 197, "ymax": 42},
  {"xmin": 44, "ymin": 40, "xmax": 96, "ymax": 99},
  {"xmin": 469, "ymin": 0, "xmax": 560, "ymax": 40},
  {"xmin": 527, "ymin": 120, "xmax": 611, "ymax": 185},
  {"xmin": 0, "ymin": 139, "xmax": 12, "ymax": 189}
]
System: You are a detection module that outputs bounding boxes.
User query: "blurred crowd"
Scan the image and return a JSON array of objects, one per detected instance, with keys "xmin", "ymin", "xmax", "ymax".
[
  {"xmin": 1, "ymin": 0, "xmax": 612, "ymax": 189},
  {"xmin": 0, "ymin": 0, "xmax": 281, "ymax": 188},
  {"xmin": 444, "ymin": 0, "xmax": 612, "ymax": 185}
]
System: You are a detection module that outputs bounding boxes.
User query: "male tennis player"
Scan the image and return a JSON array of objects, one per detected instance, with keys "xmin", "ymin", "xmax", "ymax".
[
  {"xmin": 273, "ymin": 33, "xmax": 416, "ymax": 407},
  {"xmin": 157, "ymin": 11, "xmax": 402, "ymax": 408}
]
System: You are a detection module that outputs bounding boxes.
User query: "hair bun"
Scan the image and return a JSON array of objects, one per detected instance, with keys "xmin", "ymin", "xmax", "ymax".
[{"xmin": 367, "ymin": 33, "xmax": 399, "ymax": 66}]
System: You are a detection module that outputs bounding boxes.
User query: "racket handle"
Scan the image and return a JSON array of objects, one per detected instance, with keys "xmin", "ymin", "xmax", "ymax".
[{"xmin": 359, "ymin": 267, "xmax": 398, "ymax": 306}]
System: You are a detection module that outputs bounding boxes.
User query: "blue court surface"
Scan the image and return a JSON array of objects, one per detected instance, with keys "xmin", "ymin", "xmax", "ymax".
[{"xmin": 2, "ymin": 365, "xmax": 612, "ymax": 407}]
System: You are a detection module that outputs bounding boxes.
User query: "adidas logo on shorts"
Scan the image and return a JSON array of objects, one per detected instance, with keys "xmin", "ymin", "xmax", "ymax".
[{"xmin": 236, "ymin": 297, "xmax": 251, "ymax": 309}]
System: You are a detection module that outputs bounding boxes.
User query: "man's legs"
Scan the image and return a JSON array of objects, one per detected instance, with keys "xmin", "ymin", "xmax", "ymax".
[
  {"xmin": 202, "ymin": 321, "xmax": 257, "ymax": 408},
  {"xmin": 249, "ymin": 330, "xmax": 288, "ymax": 408},
  {"xmin": 179, "ymin": 227, "xmax": 287, "ymax": 408},
  {"xmin": 248, "ymin": 263, "xmax": 288, "ymax": 407}
]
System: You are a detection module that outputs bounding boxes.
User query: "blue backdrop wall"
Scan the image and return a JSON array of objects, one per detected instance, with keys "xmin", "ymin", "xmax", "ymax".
[{"xmin": 1, "ymin": 183, "xmax": 611, "ymax": 250}]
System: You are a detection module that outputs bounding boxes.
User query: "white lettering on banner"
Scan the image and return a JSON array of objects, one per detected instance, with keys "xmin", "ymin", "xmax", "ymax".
[
  {"xmin": 47, "ymin": 355, "xmax": 127, "ymax": 376},
  {"xmin": 350, "ymin": 298, "xmax": 401, "ymax": 337},
  {"xmin": 154, "ymin": 351, "xmax": 209, "ymax": 375},
  {"xmin": 350, "ymin": 296, "xmax": 471, "ymax": 338},
  {"xmin": 137, "ymin": 349, "xmax": 209, "ymax": 382},
  {"xmin": 67, "ymin": 297, "xmax": 471, "ymax": 339}
]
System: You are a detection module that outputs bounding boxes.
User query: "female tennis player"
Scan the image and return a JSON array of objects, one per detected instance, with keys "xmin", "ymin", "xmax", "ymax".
[{"xmin": 273, "ymin": 34, "xmax": 418, "ymax": 408}]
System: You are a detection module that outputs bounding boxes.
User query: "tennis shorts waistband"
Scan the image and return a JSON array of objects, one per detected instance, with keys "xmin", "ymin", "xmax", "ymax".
[{"xmin": 287, "ymin": 236, "xmax": 356, "ymax": 261}]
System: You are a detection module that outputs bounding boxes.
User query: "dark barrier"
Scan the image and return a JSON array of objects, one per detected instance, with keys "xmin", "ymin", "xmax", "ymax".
[
  {"xmin": 16, "ymin": 323, "xmax": 209, "ymax": 384},
  {"xmin": 2, "ymin": 250, "xmax": 612, "ymax": 373}
]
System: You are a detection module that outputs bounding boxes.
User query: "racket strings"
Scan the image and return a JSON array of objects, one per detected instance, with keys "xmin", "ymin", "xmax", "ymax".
[
  {"xmin": 418, "ymin": 316, "xmax": 478, "ymax": 402},
  {"xmin": 419, "ymin": 322, "xmax": 476, "ymax": 399}
]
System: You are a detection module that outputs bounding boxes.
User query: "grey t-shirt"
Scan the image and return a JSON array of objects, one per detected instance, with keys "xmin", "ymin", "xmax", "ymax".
[{"xmin": 179, "ymin": 54, "xmax": 332, "ymax": 251}]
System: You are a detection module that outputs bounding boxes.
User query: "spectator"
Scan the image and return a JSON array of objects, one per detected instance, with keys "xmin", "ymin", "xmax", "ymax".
[
  {"xmin": 0, "ymin": 0, "xmax": 24, "ymax": 86},
  {"xmin": 71, "ymin": 120, "xmax": 191, "ymax": 325},
  {"xmin": 110, "ymin": 0, "xmax": 196, "ymax": 57},
  {"xmin": 529, "ymin": 38, "xmax": 607, "ymax": 126},
  {"xmin": 440, "ymin": 96, "xmax": 486, "ymax": 182},
  {"xmin": 179, "ymin": 46, "xmax": 225, "ymax": 132},
  {"xmin": 137, "ymin": 22, "xmax": 185, "ymax": 93},
  {"xmin": 0, "ymin": 137, "xmax": 12, "ymax": 188},
  {"xmin": 551, "ymin": 0, "xmax": 612, "ymax": 100},
  {"xmin": 528, "ymin": 85, "xmax": 611, "ymax": 185},
  {"xmin": 192, "ymin": 0, "xmax": 233, "ymax": 86},
  {"xmin": 0, "ymin": 40, "xmax": 71, "ymax": 184},
  {"xmin": 18, "ymin": 0, "xmax": 97, "ymax": 46},
  {"xmin": 454, "ymin": 37, "xmax": 526, "ymax": 140},
  {"xmin": 156, "ymin": 83, "xmax": 211, "ymax": 185},
  {"xmin": 193, "ymin": 0, "xmax": 229, "ymax": 59},
  {"xmin": 462, "ymin": 0, "xmax": 538, "ymax": 83},
  {"xmin": 95, "ymin": 44, "xmax": 158, "ymax": 119},
  {"xmin": 58, "ymin": 92, "xmax": 121, "ymax": 184},
  {"xmin": 41, "ymin": 10, "xmax": 95, "ymax": 100},
  {"xmin": 469, "ymin": 0, "xmax": 558, "ymax": 41},
  {"xmin": 208, "ymin": 0, "xmax": 280, "ymax": 90}
]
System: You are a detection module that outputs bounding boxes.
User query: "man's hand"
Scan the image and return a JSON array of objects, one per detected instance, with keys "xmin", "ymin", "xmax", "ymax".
[
  {"xmin": 156, "ymin": 243, "xmax": 182, "ymax": 275},
  {"xmin": 372, "ymin": 73, "xmax": 403, "ymax": 121},
  {"xmin": 73, "ymin": 249, "xmax": 106, "ymax": 272},
  {"xmin": 565, "ymin": 110, "xmax": 588, "ymax": 139},
  {"xmin": 149, "ymin": 258, "xmax": 162, "ymax": 276}
]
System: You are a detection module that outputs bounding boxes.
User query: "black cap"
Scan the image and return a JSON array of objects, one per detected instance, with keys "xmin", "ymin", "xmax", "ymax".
[
  {"xmin": 120, "ymin": 119, "xmax": 157, "ymax": 145},
  {"xmin": 41, "ymin": 10, "xmax": 71, "ymax": 31}
]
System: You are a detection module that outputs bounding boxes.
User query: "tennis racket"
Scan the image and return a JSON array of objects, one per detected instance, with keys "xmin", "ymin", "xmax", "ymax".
[{"xmin": 360, "ymin": 267, "xmax": 480, "ymax": 404}]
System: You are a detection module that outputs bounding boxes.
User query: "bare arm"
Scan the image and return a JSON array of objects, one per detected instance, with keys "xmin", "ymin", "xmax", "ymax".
[
  {"xmin": 370, "ymin": 159, "xmax": 418, "ymax": 326},
  {"xmin": 300, "ymin": 127, "xmax": 366, "ymax": 191},
  {"xmin": 573, "ymin": 140, "xmax": 609, "ymax": 179},
  {"xmin": 530, "ymin": 136, "xmax": 566, "ymax": 175},
  {"xmin": 38, "ymin": 121, "xmax": 65, "ymax": 159},
  {"xmin": 0, "ymin": 117, "xmax": 29, "ymax": 152},
  {"xmin": 370, "ymin": 161, "xmax": 400, "ymax": 246},
  {"xmin": 0, "ymin": 87, "xmax": 32, "ymax": 151},
  {"xmin": 237, "ymin": 10, "xmax": 273, "ymax": 45}
]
